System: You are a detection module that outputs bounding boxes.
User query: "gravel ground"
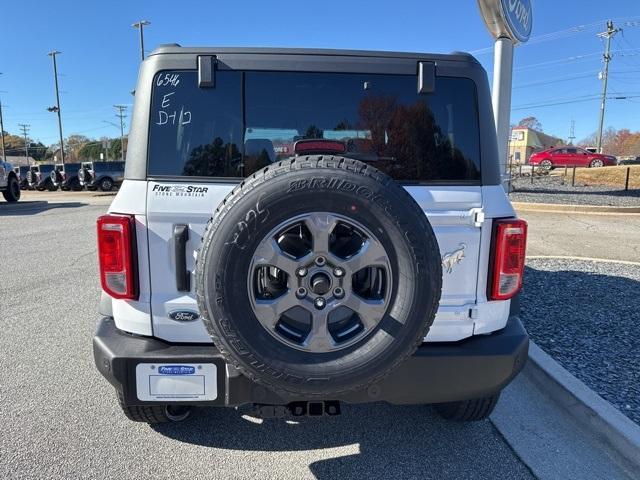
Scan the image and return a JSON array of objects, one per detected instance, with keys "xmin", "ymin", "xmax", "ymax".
[
  {"xmin": 509, "ymin": 175, "xmax": 640, "ymax": 206},
  {"xmin": 0, "ymin": 202, "xmax": 534, "ymax": 480},
  {"xmin": 521, "ymin": 258, "xmax": 640, "ymax": 424}
]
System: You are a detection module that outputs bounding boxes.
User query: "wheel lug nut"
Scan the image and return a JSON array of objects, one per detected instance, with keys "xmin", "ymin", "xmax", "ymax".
[
  {"xmin": 296, "ymin": 287, "xmax": 307, "ymax": 299},
  {"xmin": 315, "ymin": 256, "xmax": 326, "ymax": 266},
  {"xmin": 296, "ymin": 267, "xmax": 308, "ymax": 277},
  {"xmin": 333, "ymin": 267, "xmax": 344, "ymax": 277},
  {"xmin": 314, "ymin": 297, "xmax": 326, "ymax": 309},
  {"xmin": 333, "ymin": 287, "xmax": 344, "ymax": 299}
]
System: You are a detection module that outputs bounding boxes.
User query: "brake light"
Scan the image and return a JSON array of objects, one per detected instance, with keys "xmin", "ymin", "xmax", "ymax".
[
  {"xmin": 294, "ymin": 139, "xmax": 346, "ymax": 155},
  {"xmin": 97, "ymin": 214, "xmax": 138, "ymax": 300},
  {"xmin": 489, "ymin": 218, "xmax": 527, "ymax": 301}
]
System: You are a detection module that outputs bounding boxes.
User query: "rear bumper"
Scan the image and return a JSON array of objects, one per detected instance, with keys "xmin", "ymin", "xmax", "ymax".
[{"xmin": 94, "ymin": 316, "xmax": 528, "ymax": 407}]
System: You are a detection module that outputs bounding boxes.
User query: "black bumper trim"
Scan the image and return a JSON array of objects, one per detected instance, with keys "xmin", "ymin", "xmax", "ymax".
[{"xmin": 93, "ymin": 316, "xmax": 528, "ymax": 406}]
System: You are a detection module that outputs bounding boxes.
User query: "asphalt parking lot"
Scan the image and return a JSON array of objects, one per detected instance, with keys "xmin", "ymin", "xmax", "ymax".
[{"xmin": 0, "ymin": 198, "xmax": 534, "ymax": 480}]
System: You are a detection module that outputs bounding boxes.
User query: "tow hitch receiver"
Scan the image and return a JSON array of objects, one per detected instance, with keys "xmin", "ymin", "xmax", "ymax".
[{"xmin": 250, "ymin": 401, "xmax": 341, "ymax": 418}]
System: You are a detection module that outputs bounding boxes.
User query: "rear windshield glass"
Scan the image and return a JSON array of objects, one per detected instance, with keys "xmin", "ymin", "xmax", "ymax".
[{"xmin": 148, "ymin": 70, "xmax": 480, "ymax": 182}]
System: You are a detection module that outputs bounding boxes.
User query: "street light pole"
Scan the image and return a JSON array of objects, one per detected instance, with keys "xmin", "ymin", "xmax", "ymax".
[
  {"xmin": 0, "ymin": 97, "xmax": 6, "ymax": 162},
  {"xmin": 48, "ymin": 50, "xmax": 65, "ymax": 164},
  {"xmin": 131, "ymin": 20, "xmax": 151, "ymax": 61},
  {"xmin": 0, "ymin": 72, "xmax": 6, "ymax": 162}
]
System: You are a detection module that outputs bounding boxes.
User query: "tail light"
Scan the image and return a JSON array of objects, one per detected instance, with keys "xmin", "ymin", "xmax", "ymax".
[
  {"xmin": 97, "ymin": 214, "xmax": 138, "ymax": 300},
  {"xmin": 489, "ymin": 218, "xmax": 527, "ymax": 301}
]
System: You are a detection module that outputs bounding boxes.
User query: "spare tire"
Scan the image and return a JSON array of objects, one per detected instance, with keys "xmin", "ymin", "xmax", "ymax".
[{"xmin": 196, "ymin": 156, "xmax": 442, "ymax": 397}]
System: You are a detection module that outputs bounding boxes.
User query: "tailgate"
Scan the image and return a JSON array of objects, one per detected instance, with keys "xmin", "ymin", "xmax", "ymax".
[{"xmin": 146, "ymin": 182, "xmax": 482, "ymax": 343}]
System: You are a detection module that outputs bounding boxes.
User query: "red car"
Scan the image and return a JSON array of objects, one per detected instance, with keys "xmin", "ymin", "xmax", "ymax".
[{"xmin": 529, "ymin": 147, "xmax": 617, "ymax": 169}]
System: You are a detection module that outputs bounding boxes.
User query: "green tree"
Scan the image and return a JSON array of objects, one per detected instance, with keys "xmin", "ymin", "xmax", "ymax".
[{"xmin": 516, "ymin": 116, "xmax": 543, "ymax": 131}]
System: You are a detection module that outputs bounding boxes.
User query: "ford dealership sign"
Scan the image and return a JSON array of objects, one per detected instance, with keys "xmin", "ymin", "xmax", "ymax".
[{"xmin": 478, "ymin": 0, "xmax": 532, "ymax": 44}]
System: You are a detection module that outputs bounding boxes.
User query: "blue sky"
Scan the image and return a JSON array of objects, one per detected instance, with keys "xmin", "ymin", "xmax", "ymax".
[{"xmin": 0, "ymin": 0, "xmax": 639, "ymax": 150}]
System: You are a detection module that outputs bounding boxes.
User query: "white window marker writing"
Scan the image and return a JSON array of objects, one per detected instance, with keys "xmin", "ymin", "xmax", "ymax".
[
  {"xmin": 156, "ymin": 73, "xmax": 181, "ymax": 87},
  {"xmin": 161, "ymin": 92, "xmax": 175, "ymax": 109},
  {"xmin": 179, "ymin": 108, "xmax": 192, "ymax": 125},
  {"xmin": 156, "ymin": 108, "xmax": 192, "ymax": 126}
]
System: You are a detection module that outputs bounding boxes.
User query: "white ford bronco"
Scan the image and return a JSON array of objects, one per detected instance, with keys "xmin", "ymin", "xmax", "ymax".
[
  {"xmin": 0, "ymin": 158, "xmax": 21, "ymax": 202},
  {"xmin": 93, "ymin": 46, "xmax": 529, "ymax": 423}
]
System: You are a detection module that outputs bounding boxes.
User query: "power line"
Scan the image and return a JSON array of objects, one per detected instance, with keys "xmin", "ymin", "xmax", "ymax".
[
  {"xmin": 471, "ymin": 16, "xmax": 640, "ymax": 55},
  {"xmin": 512, "ymin": 93, "xmax": 640, "ymax": 111}
]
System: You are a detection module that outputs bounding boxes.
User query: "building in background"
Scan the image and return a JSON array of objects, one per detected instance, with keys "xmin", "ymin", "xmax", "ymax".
[
  {"xmin": 3, "ymin": 155, "xmax": 37, "ymax": 167},
  {"xmin": 508, "ymin": 127, "xmax": 563, "ymax": 164}
]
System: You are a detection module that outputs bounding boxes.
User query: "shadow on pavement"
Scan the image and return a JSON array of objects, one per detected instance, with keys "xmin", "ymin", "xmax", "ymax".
[
  {"xmin": 0, "ymin": 201, "xmax": 87, "ymax": 216},
  {"xmin": 152, "ymin": 403, "xmax": 532, "ymax": 479}
]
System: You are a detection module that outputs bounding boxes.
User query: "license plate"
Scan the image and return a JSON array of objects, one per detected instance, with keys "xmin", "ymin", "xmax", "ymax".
[{"xmin": 135, "ymin": 363, "xmax": 217, "ymax": 401}]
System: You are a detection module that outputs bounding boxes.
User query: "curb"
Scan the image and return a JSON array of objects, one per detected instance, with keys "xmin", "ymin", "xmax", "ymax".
[
  {"xmin": 525, "ymin": 342, "xmax": 640, "ymax": 474},
  {"xmin": 512, "ymin": 201, "xmax": 640, "ymax": 214},
  {"xmin": 527, "ymin": 255, "xmax": 640, "ymax": 267}
]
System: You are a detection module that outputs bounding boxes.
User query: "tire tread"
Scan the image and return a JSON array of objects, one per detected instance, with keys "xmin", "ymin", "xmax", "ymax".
[{"xmin": 195, "ymin": 156, "xmax": 442, "ymax": 397}]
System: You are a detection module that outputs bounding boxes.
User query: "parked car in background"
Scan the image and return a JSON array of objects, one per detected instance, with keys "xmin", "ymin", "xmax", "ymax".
[
  {"xmin": 78, "ymin": 161, "xmax": 125, "ymax": 191},
  {"xmin": 51, "ymin": 163, "xmax": 83, "ymax": 191},
  {"xmin": 18, "ymin": 166, "xmax": 31, "ymax": 189},
  {"xmin": 619, "ymin": 156, "xmax": 640, "ymax": 165},
  {"xmin": 26, "ymin": 164, "xmax": 57, "ymax": 191},
  {"xmin": 0, "ymin": 159, "xmax": 20, "ymax": 202},
  {"xmin": 529, "ymin": 147, "xmax": 617, "ymax": 170}
]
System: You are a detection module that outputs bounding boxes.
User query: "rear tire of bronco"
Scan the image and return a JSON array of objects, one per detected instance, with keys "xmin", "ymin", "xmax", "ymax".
[
  {"xmin": 2, "ymin": 176, "xmax": 21, "ymax": 202},
  {"xmin": 434, "ymin": 393, "xmax": 500, "ymax": 422},
  {"xmin": 196, "ymin": 156, "xmax": 442, "ymax": 398},
  {"xmin": 116, "ymin": 391, "xmax": 193, "ymax": 423}
]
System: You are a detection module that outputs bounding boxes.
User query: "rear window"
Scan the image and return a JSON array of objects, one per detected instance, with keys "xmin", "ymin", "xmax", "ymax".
[{"xmin": 148, "ymin": 70, "xmax": 481, "ymax": 182}]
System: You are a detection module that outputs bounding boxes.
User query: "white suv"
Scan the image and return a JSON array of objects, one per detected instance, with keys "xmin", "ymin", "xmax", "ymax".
[
  {"xmin": 93, "ymin": 46, "xmax": 529, "ymax": 424},
  {"xmin": 0, "ymin": 158, "xmax": 20, "ymax": 202}
]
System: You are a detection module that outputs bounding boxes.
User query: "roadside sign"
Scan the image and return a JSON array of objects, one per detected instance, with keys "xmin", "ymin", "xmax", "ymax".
[{"xmin": 478, "ymin": 0, "xmax": 532, "ymax": 44}]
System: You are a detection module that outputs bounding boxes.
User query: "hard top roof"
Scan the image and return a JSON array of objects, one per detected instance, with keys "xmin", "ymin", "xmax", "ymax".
[{"xmin": 149, "ymin": 45, "xmax": 479, "ymax": 64}]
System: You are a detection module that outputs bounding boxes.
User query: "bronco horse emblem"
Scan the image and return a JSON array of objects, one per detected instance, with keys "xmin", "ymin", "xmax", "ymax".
[{"xmin": 442, "ymin": 243, "xmax": 466, "ymax": 274}]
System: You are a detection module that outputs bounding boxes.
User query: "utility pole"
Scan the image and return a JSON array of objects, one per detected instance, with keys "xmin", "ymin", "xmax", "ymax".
[
  {"xmin": 0, "ymin": 72, "xmax": 5, "ymax": 162},
  {"xmin": 0, "ymin": 97, "xmax": 5, "ymax": 162},
  {"xmin": 18, "ymin": 124, "xmax": 30, "ymax": 165},
  {"xmin": 568, "ymin": 119, "xmax": 576, "ymax": 145},
  {"xmin": 114, "ymin": 105, "xmax": 127, "ymax": 161},
  {"xmin": 596, "ymin": 20, "xmax": 621, "ymax": 153},
  {"xmin": 47, "ymin": 50, "xmax": 65, "ymax": 164},
  {"xmin": 131, "ymin": 20, "xmax": 151, "ymax": 61}
]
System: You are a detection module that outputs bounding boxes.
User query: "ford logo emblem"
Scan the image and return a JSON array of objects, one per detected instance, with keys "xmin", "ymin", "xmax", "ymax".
[
  {"xmin": 501, "ymin": 0, "xmax": 532, "ymax": 43},
  {"xmin": 158, "ymin": 365, "xmax": 196, "ymax": 375},
  {"xmin": 169, "ymin": 310, "xmax": 200, "ymax": 322}
]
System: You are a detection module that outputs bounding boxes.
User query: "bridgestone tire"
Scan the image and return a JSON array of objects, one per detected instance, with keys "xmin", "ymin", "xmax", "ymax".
[
  {"xmin": 434, "ymin": 394, "xmax": 500, "ymax": 422},
  {"xmin": 196, "ymin": 156, "xmax": 442, "ymax": 397},
  {"xmin": 116, "ymin": 390, "xmax": 192, "ymax": 423},
  {"xmin": 2, "ymin": 176, "xmax": 21, "ymax": 202}
]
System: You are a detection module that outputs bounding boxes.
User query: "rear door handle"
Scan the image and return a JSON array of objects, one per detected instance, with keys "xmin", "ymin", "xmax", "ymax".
[{"xmin": 173, "ymin": 224, "xmax": 190, "ymax": 292}]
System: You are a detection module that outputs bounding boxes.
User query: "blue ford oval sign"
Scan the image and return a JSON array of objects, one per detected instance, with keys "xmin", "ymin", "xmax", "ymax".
[
  {"xmin": 478, "ymin": 0, "xmax": 532, "ymax": 44},
  {"xmin": 169, "ymin": 310, "xmax": 200, "ymax": 322},
  {"xmin": 500, "ymin": 0, "xmax": 532, "ymax": 42}
]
